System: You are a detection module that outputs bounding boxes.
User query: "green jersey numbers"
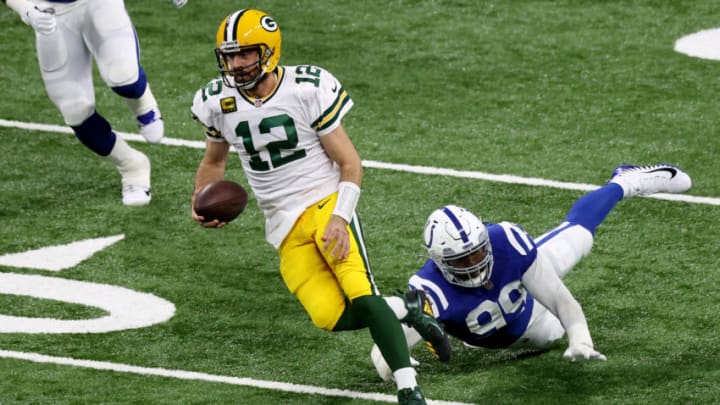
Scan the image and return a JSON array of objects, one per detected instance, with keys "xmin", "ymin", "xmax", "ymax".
[
  {"xmin": 190, "ymin": 64, "xmax": 353, "ymax": 246},
  {"xmin": 201, "ymin": 79, "xmax": 223, "ymax": 102},
  {"xmin": 295, "ymin": 65, "xmax": 322, "ymax": 87},
  {"xmin": 236, "ymin": 114, "xmax": 307, "ymax": 171}
]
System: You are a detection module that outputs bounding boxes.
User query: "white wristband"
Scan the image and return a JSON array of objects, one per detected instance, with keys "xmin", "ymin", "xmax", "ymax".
[{"xmin": 332, "ymin": 181, "xmax": 360, "ymax": 223}]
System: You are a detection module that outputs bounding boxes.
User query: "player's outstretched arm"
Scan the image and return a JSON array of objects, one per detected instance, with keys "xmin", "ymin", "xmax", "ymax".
[
  {"xmin": 4, "ymin": 0, "xmax": 56, "ymax": 34},
  {"xmin": 562, "ymin": 339, "xmax": 607, "ymax": 362},
  {"xmin": 522, "ymin": 254, "xmax": 607, "ymax": 362}
]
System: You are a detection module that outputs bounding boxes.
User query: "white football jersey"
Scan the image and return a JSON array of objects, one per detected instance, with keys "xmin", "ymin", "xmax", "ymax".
[{"xmin": 191, "ymin": 65, "xmax": 354, "ymax": 248}]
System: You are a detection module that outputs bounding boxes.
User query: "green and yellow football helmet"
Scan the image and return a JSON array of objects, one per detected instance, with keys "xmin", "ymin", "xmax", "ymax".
[{"xmin": 215, "ymin": 9, "xmax": 282, "ymax": 89}]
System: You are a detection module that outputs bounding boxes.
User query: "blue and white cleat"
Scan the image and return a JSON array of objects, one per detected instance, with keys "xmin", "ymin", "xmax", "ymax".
[
  {"xmin": 137, "ymin": 107, "xmax": 164, "ymax": 144},
  {"xmin": 610, "ymin": 164, "xmax": 691, "ymax": 198}
]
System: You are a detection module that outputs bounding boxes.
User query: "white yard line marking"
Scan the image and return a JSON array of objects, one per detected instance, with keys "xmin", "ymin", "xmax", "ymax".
[
  {"xmin": 0, "ymin": 234, "xmax": 125, "ymax": 272},
  {"xmin": 675, "ymin": 28, "xmax": 720, "ymax": 60},
  {"xmin": 0, "ymin": 273, "xmax": 175, "ymax": 333},
  {"xmin": 361, "ymin": 161, "xmax": 720, "ymax": 205},
  {"xmin": 0, "ymin": 350, "xmax": 477, "ymax": 405},
  {"xmin": 2, "ymin": 118, "xmax": 717, "ymax": 206}
]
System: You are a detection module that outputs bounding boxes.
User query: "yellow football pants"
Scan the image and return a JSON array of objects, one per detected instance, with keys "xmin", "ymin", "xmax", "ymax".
[{"xmin": 278, "ymin": 192, "xmax": 377, "ymax": 331}]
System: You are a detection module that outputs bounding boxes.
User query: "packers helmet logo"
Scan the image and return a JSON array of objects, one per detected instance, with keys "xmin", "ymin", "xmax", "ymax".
[
  {"xmin": 220, "ymin": 97, "xmax": 237, "ymax": 113},
  {"xmin": 261, "ymin": 16, "xmax": 278, "ymax": 32}
]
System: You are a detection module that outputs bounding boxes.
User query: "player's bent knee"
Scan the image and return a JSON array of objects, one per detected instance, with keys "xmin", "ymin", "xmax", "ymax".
[
  {"xmin": 310, "ymin": 312, "xmax": 339, "ymax": 332},
  {"xmin": 568, "ymin": 225, "xmax": 594, "ymax": 258},
  {"xmin": 58, "ymin": 101, "xmax": 95, "ymax": 127},
  {"xmin": 306, "ymin": 302, "xmax": 343, "ymax": 332},
  {"xmin": 110, "ymin": 68, "xmax": 148, "ymax": 99},
  {"xmin": 105, "ymin": 63, "xmax": 140, "ymax": 89},
  {"xmin": 540, "ymin": 225, "xmax": 594, "ymax": 275}
]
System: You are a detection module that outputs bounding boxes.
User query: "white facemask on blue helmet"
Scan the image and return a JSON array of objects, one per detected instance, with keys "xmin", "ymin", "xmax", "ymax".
[{"xmin": 423, "ymin": 205, "xmax": 493, "ymax": 288}]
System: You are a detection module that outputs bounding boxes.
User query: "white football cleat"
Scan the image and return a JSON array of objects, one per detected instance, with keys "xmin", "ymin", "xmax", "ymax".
[
  {"xmin": 370, "ymin": 345, "xmax": 394, "ymax": 382},
  {"xmin": 137, "ymin": 107, "xmax": 164, "ymax": 144},
  {"xmin": 610, "ymin": 164, "xmax": 691, "ymax": 198},
  {"xmin": 370, "ymin": 344, "xmax": 420, "ymax": 383},
  {"xmin": 122, "ymin": 184, "xmax": 152, "ymax": 206},
  {"xmin": 107, "ymin": 137, "xmax": 152, "ymax": 206},
  {"xmin": 118, "ymin": 150, "xmax": 151, "ymax": 206}
]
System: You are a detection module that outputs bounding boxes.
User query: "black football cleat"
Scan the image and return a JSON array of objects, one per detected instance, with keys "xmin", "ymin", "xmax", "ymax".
[
  {"xmin": 398, "ymin": 386, "xmax": 426, "ymax": 405},
  {"xmin": 400, "ymin": 289, "xmax": 452, "ymax": 362}
]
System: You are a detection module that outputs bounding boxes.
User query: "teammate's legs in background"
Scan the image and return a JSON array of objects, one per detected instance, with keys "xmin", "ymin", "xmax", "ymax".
[
  {"xmin": 37, "ymin": 5, "xmax": 151, "ymax": 206},
  {"xmin": 86, "ymin": 0, "xmax": 163, "ymax": 143}
]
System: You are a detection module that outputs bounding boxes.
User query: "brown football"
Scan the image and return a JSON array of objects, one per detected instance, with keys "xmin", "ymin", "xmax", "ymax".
[{"xmin": 194, "ymin": 180, "xmax": 248, "ymax": 223}]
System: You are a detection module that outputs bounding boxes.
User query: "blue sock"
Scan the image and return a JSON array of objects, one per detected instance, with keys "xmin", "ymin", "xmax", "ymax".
[
  {"xmin": 112, "ymin": 66, "xmax": 147, "ymax": 99},
  {"xmin": 564, "ymin": 183, "xmax": 624, "ymax": 235},
  {"xmin": 71, "ymin": 112, "xmax": 117, "ymax": 157}
]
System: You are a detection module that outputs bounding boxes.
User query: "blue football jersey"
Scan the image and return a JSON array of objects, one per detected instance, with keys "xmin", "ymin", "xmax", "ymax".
[{"xmin": 409, "ymin": 221, "xmax": 538, "ymax": 348}]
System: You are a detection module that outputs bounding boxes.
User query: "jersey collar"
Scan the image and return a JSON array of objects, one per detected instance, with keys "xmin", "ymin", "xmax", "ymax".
[{"xmin": 237, "ymin": 67, "xmax": 285, "ymax": 107}]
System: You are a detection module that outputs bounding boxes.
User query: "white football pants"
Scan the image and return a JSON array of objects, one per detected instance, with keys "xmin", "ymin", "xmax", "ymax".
[
  {"xmin": 34, "ymin": 0, "xmax": 141, "ymax": 126},
  {"xmin": 509, "ymin": 223, "xmax": 594, "ymax": 349}
]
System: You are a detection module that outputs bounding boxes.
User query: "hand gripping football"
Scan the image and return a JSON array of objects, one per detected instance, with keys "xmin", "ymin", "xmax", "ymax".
[{"xmin": 194, "ymin": 180, "xmax": 248, "ymax": 223}]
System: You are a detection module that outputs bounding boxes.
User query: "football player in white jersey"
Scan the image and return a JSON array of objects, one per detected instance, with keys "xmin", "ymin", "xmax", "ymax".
[
  {"xmin": 2, "ymin": 0, "xmax": 186, "ymax": 205},
  {"xmin": 190, "ymin": 8, "xmax": 449, "ymax": 405},
  {"xmin": 372, "ymin": 164, "xmax": 692, "ymax": 381}
]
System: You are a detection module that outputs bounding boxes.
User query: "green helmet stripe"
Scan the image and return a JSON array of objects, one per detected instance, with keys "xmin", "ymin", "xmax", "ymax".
[{"xmin": 225, "ymin": 9, "xmax": 247, "ymax": 43}]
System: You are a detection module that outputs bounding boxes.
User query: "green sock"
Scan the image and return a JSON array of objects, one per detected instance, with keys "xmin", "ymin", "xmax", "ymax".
[{"xmin": 351, "ymin": 295, "xmax": 411, "ymax": 370}]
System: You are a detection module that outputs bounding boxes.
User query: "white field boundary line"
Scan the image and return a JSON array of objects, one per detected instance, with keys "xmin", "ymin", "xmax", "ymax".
[
  {"xmin": 0, "ymin": 119, "xmax": 711, "ymax": 402},
  {"xmin": 0, "ymin": 119, "xmax": 481, "ymax": 404},
  {"xmin": 2, "ymin": 118, "xmax": 718, "ymax": 206},
  {"xmin": 0, "ymin": 350, "xmax": 476, "ymax": 405}
]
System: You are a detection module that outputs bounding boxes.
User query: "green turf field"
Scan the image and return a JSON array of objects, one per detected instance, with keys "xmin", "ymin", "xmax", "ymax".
[{"xmin": 1, "ymin": 1, "xmax": 719, "ymax": 404}]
